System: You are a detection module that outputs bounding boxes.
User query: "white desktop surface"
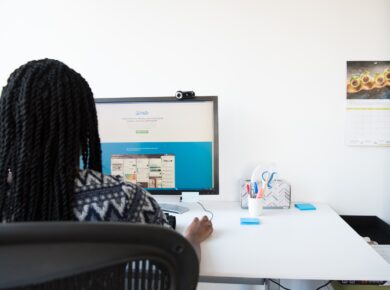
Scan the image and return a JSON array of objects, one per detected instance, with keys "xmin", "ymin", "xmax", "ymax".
[{"xmin": 172, "ymin": 201, "xmax": 390, "ymax": 281}]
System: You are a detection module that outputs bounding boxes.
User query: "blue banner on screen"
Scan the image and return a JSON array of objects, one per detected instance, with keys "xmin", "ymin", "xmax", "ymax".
[{"xmin": 101, "ymin": 142, "xmax": 213, "ymax": 190}]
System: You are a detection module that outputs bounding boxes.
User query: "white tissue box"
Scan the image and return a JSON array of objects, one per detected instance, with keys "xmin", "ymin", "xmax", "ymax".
[{"xmin": 263, "ymin": 179, "xmax": 291, "ymax": 209}]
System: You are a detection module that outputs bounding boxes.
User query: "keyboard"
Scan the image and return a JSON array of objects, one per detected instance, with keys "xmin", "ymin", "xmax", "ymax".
[{"xmin": 159, "ymin": 203, "xmax": 189, "ymax": 214}]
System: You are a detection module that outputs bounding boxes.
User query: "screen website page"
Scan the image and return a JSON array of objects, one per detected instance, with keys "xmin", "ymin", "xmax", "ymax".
[{"xmin": 96, "ymin": 101, "xmax": 214, "ymax": 191}]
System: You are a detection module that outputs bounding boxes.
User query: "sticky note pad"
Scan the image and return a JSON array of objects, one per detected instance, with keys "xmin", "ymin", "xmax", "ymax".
[
  {"xmin": 295, "ymin": 203, "xmax": 316, "ymax": 211},
  {"xmin": 240, "ymin": 218, "xmax": 260, "ymax": 225}
]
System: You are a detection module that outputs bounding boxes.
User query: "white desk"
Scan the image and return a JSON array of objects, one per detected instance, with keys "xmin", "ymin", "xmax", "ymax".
[{"xmin": 173, "ymin": 201, "xmax": 390, "ymax": 283}]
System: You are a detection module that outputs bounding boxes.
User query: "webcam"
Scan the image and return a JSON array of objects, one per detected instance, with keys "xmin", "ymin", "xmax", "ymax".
[{"xmin": 175, "ymin": 91, "xmax": 195, "ymax": 100}]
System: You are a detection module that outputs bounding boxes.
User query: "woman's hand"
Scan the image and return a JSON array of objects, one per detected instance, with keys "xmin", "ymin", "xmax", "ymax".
[{"xmin": 185, "ymin": 215, "xmax": 213, "ymax": 244}]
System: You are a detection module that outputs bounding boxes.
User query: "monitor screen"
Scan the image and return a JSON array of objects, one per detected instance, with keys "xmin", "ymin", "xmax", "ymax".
[{"xmin": 95, "ymin": 97, "xmax": 219, "ymax": 195}]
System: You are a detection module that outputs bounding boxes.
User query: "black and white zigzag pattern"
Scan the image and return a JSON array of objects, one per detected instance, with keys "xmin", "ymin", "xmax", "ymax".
[{"xmin": 73, "ymin": 170, "xmax": 169, "ymax": 227}]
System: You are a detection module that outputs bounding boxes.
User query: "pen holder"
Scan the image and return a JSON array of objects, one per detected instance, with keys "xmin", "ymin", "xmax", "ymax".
[{"xmin": 248, "ymin": 197, "xmax": 263, "ymax": 216}]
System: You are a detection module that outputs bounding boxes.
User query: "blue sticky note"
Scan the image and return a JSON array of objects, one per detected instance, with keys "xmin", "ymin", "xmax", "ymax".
[
  {"xmin": 240, "ymin": 218, "xmax": 260, "ymax": 225},
  {"xmin": 295, "ymin": 203, "xmax": 316, "ymax": 211}
]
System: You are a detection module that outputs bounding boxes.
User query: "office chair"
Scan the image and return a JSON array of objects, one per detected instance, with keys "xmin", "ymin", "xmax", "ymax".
[{"xmin": 0, "ymin": 222, "xmax": 199, "ymax": 290}]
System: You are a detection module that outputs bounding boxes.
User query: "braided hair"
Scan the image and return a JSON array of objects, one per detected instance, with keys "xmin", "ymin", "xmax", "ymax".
[{"xmin": 0, "ymin": 59, "xmax": 102, "ymax": 221}]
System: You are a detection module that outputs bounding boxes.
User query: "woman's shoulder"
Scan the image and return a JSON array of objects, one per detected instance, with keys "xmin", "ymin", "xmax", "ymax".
[
  {"xmin": 75, "ymin": 169, "xmax": 122, "ymax": 189},
  {"xmin": 74, "ymin": 169, "xmax": 144, "ymax": 221},
  {"xmin": 73, "ymin": 170, "xmax": 166, "ymax": 224},
  {"xmin": 74, "ymin": 169, "xmax": 146, "ymax": 198}
]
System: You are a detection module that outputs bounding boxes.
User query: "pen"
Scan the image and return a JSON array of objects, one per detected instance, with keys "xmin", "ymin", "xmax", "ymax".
[
  {"xmin": 250, "ymin": 182, "xmax": 256, "ymax": 198},
  {"xmin": 257, "ymin": 176, "xmax": 268, "ymax": 199},
  {"xmin": 256, "ymin": 187, "xmax": 262, "ymax": 199}
]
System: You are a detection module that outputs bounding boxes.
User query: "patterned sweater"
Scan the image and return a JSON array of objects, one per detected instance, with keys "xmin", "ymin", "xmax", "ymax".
[{"xmin": 73, "ymin": 169, "xmax": 170, "ymax": 227}]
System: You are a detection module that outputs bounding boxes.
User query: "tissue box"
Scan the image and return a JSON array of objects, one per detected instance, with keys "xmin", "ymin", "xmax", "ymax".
[
  {"xmin": 240, "ymin": 179, "xmax": 291, "ymax": 209},
  {"xmin": 263, "ymin": 179, "xmax": 291, "ymax": 209}
]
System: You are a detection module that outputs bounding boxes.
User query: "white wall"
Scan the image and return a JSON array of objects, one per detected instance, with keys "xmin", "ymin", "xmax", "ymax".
[{"xmin": 1, "ymin": 0, "xmax": 390, "ymax": 222}]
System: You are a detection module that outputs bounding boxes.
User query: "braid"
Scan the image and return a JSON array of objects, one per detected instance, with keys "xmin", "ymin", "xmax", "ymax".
[
  {"xmin": 80, "ymin": 76, "xmax": 102, "ymax": 172},
  {"xmin": 0, "ymin": 59, "xmax": 102, "ymax": 221},
  {"xmin": 0, "ymin": 65, "xmax": 30, "ymax": 219},
  {"xmin": 28, "ymin": 63, "xmax": 51, "ymax": 219}
]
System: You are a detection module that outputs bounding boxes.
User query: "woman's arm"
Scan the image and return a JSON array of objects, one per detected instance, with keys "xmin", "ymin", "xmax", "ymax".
[
  {"xmin": 136, "ymin": 186, "xmax": 214, "ymax": 260},
  {"xmin": 184, "ymin": 215, "xmax": 213, "ymax": 260}
]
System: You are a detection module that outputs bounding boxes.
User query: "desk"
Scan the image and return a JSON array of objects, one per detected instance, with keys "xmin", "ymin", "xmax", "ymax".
[{"xmin": 173, "ymin": 201, "xmax": 390, "ymax": 283}]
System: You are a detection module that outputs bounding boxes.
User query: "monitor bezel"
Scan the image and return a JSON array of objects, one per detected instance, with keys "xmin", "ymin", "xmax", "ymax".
[{"xmin": 95, "ymin": 96, "xmax": 219, "ymax": 195}]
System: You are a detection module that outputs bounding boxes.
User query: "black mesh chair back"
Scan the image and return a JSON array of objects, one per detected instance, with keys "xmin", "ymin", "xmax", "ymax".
[{"xmin": 0, "ymin": 222, "xmax": 199, "ymax": 290}]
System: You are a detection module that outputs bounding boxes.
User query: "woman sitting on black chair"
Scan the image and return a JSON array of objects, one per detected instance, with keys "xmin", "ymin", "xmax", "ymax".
[{"xmin": 0, "ymin": 59, "xmax": 212, "ymax": 257}]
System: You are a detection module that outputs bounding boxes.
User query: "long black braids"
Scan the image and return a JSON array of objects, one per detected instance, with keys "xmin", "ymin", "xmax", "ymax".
[{"xmin": 0, "ymin": 59, "xmax": 102, "ymax": 221}]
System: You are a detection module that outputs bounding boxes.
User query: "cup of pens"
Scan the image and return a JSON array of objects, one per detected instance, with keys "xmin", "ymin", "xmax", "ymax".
[
  {"xmin": 247, "ymin": 182, "xmax": 264, "ymax": 216},
  {"xmin": 248, "ymin": 197, "xmax": 263, "ymax": 216}
]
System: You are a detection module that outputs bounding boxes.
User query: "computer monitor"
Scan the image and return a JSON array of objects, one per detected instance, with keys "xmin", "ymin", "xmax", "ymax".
[{"xmin": 95, "ymin": 97, "xmax": 219, "ymax": 195}]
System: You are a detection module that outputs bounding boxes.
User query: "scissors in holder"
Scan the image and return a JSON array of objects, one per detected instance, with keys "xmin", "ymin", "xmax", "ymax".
[{"xmin": 261, "ymin": 171, "xmax": 277, "ymax": 189}]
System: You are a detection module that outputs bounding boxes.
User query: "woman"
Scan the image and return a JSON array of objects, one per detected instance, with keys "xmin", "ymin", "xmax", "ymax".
[{"xmin": 0, "ymin": 59, "xmax": 212, "ymax": 256}]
